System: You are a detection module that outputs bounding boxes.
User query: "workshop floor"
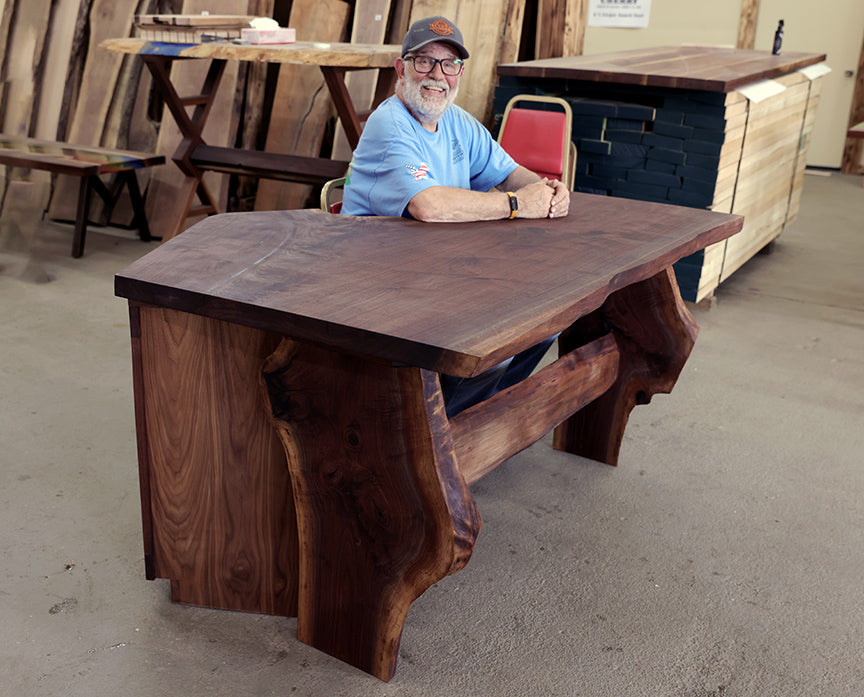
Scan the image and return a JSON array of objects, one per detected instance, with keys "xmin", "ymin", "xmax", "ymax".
[{"xmin": 1, "ymin": 172, "xmax": 862, "ymax": 697}]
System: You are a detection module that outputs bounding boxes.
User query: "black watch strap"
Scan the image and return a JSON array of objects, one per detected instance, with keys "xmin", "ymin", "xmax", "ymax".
[{"xmin": 507, "ymin": 192, "xmax": 518, "ymax": 220}]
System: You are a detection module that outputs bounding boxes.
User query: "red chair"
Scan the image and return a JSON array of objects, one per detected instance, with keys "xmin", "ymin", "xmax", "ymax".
[
  {"xmin": 497, "ymin": 95, "xmax": 576, "ymax": 190},
  {"xmin": 320, "ymin": 176, "xmax": 346, "ymax": 213}
]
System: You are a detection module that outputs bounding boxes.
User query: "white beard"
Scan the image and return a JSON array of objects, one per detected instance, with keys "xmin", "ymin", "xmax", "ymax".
[{"xmin": 400, "ymin": 75, "xmax": 459, "ymax": 125}]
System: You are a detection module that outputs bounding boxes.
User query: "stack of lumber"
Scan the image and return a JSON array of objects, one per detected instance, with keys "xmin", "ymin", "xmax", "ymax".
[
  {"xmin": 720, "ymin": 71, "xmax": 820, "ymax": 282},
  {"xmin": 495, "ymin": 46, "xmax": 826, "ymax": 303},
  {"xmin": 134, "ymin": 14, "xmax": 257, "ymax": 43}
]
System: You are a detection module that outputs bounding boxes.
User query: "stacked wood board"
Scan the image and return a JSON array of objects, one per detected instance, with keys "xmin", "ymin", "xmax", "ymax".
[
  {"xmin": 134, "ymin": 14, "xmax": 257, "ymax": 43},
  {"xmin": 496, "ymin": 46, "xmax": 827, "ymax": 303}
]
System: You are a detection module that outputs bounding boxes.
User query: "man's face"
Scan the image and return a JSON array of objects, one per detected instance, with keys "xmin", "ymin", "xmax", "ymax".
[{"xmin": 396, "ymin": 42, "xmax": 463, "ymax": 125}]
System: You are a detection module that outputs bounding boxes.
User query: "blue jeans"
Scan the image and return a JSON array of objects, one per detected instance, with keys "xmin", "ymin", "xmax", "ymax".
[{"xmin": 439, "ymin": 336, "xmax": 558, "ymax": 418}]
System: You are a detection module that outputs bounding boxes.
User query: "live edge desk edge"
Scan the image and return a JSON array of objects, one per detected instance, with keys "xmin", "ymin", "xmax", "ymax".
[{"xmin": 115, "ymin": 197, "xmax": 743, "ymax": 681}]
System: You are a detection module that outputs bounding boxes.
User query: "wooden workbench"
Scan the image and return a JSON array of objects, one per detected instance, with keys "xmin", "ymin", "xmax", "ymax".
[{"xmin": 496, "ymin": 46, "xmax": 828, "ymax": 303}]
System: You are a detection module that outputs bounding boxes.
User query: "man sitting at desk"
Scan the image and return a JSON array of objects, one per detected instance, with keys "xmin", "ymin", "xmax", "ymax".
[
  {"xmin": 342, "ymin": 16, "xmax": 570, "ymax": 415},
  {"xmin": 341, "ymin": 15, "xmax": 569, "ymax": 221}
]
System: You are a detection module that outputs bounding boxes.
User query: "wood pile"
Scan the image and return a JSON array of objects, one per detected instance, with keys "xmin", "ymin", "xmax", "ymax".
[
  {"xmin": 721, "ymin": 72, "xmax": 821, "ymax": 283},
  {"xmin": 135, "ymin": 13, "xmax": 258, "ymax": 42},
  {"xmin": 1, "ymin": 0, "xmax": 575, "ymax": 240}
]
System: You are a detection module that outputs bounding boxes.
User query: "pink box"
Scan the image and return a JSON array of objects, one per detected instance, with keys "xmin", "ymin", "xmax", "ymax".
[{"xmin": 240, "ymin": 27, "xmax": 296, "ymax": 44}]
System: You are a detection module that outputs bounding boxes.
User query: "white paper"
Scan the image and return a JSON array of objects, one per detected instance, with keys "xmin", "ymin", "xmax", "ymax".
[
  {"xmin": 736, "ymin": 79, "xmax": 786, "ymax": 104},
  {"xmin": 798, "ymin": 62, "xmax": 832, "ymax": 80},
  {"xmin": 588, "ymin": 0, "xmax": 652, "ymax": 28}
]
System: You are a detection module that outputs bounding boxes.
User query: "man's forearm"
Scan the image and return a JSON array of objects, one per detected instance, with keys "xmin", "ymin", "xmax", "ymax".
[
  {"xmin": 407, "ymin": 186, "xmax": 513, "ymax": 222},
  {"xmin": 499, "ymin": 165, "xmax": 543, "ymax": 191},
  {"xmin": 406, "ymin": 165, "xmax": 566, "ymax": 222}
]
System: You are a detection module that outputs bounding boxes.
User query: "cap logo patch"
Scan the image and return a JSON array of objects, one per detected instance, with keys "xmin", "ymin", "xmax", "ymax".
[{"xmin": 429, "ymin": 19, "xmax": 454, "ymax": 36}]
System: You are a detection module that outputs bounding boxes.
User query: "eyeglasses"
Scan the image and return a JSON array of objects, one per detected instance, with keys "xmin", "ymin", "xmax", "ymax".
[{"xmin": 404, "ymin": 55, "xmax": 464, "ymax": 76}]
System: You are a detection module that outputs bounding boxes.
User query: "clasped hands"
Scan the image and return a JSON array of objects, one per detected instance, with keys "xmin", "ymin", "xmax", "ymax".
[{"xmin": 515, "ymin": 177, "xmax": 570, "ymax": 219}]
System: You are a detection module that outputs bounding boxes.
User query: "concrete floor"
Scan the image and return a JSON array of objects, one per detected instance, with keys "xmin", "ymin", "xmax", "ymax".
[{"xmin": 1, "ymin": 173, "xmax": 862, "ymax": 696}]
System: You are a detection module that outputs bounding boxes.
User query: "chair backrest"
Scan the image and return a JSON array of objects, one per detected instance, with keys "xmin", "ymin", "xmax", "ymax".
[
  {"xmin": 498, "ymin": 95, "xmax": 575, "ymax": 190},
  {"xmin": 320, "ymin": 176, "xmax": 346, "ymax": 214}
]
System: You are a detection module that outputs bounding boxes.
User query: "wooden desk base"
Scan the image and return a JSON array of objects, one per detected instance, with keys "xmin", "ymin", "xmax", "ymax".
[{"xmin": 129, "ymin": 266, "xmax": 695, "ymax": 681}]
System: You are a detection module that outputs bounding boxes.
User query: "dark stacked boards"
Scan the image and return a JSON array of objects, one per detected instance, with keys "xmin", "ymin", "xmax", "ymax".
[{"xmin": 495, "ymin": 47, "xmax": 826, "ymax": 303}]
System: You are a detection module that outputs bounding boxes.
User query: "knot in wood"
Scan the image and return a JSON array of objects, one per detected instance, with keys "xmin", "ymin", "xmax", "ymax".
[{"xmin": 344, "ymin": 422, "xmax": 362, "ymax": 450}]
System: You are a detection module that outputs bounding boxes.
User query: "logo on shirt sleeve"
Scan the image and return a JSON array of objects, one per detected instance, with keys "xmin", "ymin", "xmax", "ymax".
[{"xmin": 406, "ymin": 163, "xmax": 430, "ymax": 181}]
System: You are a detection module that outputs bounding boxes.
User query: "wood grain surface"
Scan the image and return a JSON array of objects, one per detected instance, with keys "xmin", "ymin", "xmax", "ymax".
[
  {"xmin": 262, "ymin": 338, "xmax": 480, "ymax": 680},
  {"xmin": 47, "ymin": 0, "xmax": 139, "ymax": 222},
  {"xmin": 498, "ymin": 46, "xmax": 826, "ymax": 92},
  {"xmin": 139, "ymin": 0, "xmax": 247, "ymax": 240},
  {"xmin": 736, "ymin": 0, "xmax": 760, "ymax": 50},
  {"xmin": 115, "ymin": 195, "xmax": 742, "ymax": 377},
  {"xmin": 132, "ymin": 305, "xmax": 298, "ymax": 616},
  {"xmin": 100, "ymin": 36, "xmax": 402, "ymax": 68},
  {"xmin": 252, "ymin": 0, "xmax": 350, "ymax": 212},
  {"xmin": 329, "ymin": 0, "xmax": 392, "ymax": 161},
  {"xmin": 451, "ymin": 333, "xmax": 620, "ymax": 485}
]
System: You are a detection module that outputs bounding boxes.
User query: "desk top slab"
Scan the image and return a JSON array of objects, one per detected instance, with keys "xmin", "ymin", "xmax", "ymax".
[
  {"xmin": 116, "ymin": 195, "xmax": 742, "ymax": 376},
  {"xmin": 498, "ymin": 46, "xmax": 826, "ymax": 92},
  {"xmin": 100, "ymin": 37, "xmax": 401, "ymax": 68}
]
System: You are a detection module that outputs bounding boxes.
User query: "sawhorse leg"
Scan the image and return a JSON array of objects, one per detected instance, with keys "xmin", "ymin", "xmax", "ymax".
[{"xmin": 142, "ymin": 55, "xmax": 226, "ymax": 238}]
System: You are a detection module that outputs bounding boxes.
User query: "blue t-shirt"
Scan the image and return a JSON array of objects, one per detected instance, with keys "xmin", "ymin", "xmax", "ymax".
[{"xmin": 341, "ymin": 96, "xmax": 518, "ymax": 217}]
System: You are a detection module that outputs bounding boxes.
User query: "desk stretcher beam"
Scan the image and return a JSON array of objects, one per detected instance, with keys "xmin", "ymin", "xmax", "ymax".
[{"xmin": 451, "ymin": 333, "xmax": 620, "ymax": 486}]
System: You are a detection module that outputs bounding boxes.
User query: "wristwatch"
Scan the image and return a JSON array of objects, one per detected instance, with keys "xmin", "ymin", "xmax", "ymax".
[{"xmin": 506, "ymin": 192, "xmax": 518, "ymax": 220}]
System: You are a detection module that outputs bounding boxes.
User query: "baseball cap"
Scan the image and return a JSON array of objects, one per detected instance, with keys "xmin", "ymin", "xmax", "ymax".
[{"xmin": 402, "ymin": 16, "xmax": 469, "ymax": 59}]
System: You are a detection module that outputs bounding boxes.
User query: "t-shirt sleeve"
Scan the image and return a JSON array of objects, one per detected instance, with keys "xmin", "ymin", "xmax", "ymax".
[
  {"xmin": 460, "ymin": 110, "xmax": 519, "ymax": 192},
  {"xmin": 343, "ymin": 104, "xmax": 444, "ymax": 217}
]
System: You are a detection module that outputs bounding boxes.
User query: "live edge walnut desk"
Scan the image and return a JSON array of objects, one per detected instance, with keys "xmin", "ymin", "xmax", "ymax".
[{"xmin": 115, "ymin": 195, "xmax": 742, "ymax": 681}]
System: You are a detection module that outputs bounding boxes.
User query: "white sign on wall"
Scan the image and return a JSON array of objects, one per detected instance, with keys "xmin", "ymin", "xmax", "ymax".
[{"xmin": 588, "ymin": 0, "xmax": 652, "ymax": 28}]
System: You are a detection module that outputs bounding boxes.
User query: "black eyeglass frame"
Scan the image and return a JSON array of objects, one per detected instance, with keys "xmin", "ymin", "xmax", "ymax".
[{"xmin": 403, "ymin": 55, "xmax": 465, "ymax": 76}]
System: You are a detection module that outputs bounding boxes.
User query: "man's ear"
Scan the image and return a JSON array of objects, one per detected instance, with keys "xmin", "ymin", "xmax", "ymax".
[{"xmin": 395, "ymin": 57, "xmax": 406, "ymax": 80}]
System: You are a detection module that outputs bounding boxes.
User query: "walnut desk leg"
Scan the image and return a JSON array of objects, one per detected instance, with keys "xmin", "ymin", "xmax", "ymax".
[
  {"xmin": 261, "ymin": 339, "xmax": 481, "ymax": 682},
  {"xmin": 129, "ymin": 305, "xmax": 299, "ymax": 616},
  {"xmin": 553, "ymin": 267, "xmax": 699, "ymax": 465},
  {"xmin": 260, "ymin": 330, "xmax": 623, "ymax": 678}
]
